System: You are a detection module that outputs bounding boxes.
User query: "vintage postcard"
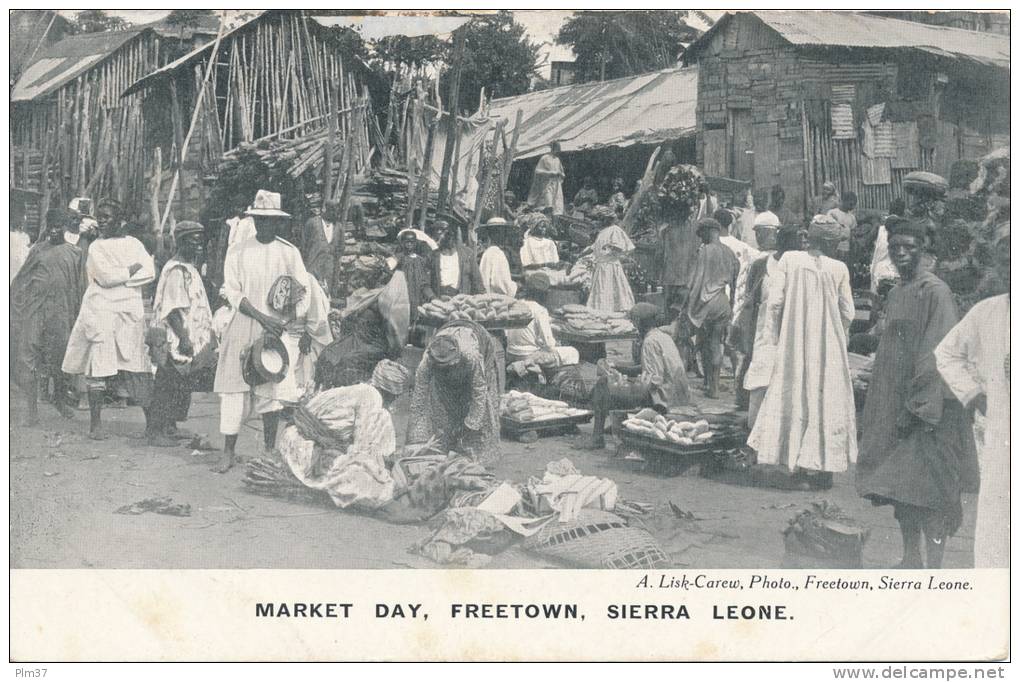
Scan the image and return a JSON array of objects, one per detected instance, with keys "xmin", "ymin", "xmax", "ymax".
[{"xmin": 8, "ymin": 7, "xmax": 1011, "ymax": 665}]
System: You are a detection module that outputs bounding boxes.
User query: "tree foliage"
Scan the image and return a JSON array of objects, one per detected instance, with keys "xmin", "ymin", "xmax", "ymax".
[
  {"xmin": 71, "ymin": 10, "xmax": 129, "ymax": 34},
  {"xmin": 164, "ymin": 9, "xmax": 217, "ymax": 31},
  {"xmin": 556, "ymin": 11, "xmax": 706, "ymax": 83}
]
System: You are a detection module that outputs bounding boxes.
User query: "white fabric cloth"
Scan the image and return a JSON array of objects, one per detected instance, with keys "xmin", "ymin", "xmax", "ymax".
[
  {"xmin": 742, "ymin": 256, "xmax": 779, "ymax": 392},
  {"xmin": 479, "ymin": 245, "xmax": 517, "ymax": 297},
  {"xmin": 520, "ymin": 235, "xmax": 559, "ymax": 267},
  {"xmin": 153, "ymin": 259, "xmax": 214, "ymax": 361},
  {"xmin": 63, "ymin": 231, "xmax": 80, "ymax": 246},
  {"xmin": 214, "ymin": 238, "xmax": 313, "ymax": 402},
  {"xmin": 439, "ymin": 252, "xmax": 460, "ymax": 289},
  {"xmin": 505, "ymin": 300, "xmax": 576, "ymax": 365},
  {"xmin": 746, "ymin": 251, "xmax": 857, "ymax": 473},
  {"xmin": 870, "ymin": 224, "xmax": 899, "ymax": 292},
  {"xmin": 278, "ymin": 384, "xmax": 397, "ymax": 509},
  {"xmin": 10, "ymin": 231, "xmax": 31, "ymax": 283},
  {"xmin": 526, "ymin": 153, "xmax": 565, "ymax": 215},
  {"xmin": 720, "ymin": 234, "xmax": 761, "ymax": 323},
  {"xmin": 226, "ymin": 216, "xmax": 256, "ymax": 254},
  {"xmin": 935, "ymin": 294, "xmax": 1010, "ymax": 568},
  {"xmin": 587, "ymin": 224, "xmax": 635, "ymax": 312},
  {"xmin": 62, "ymin": 236, "xmax": 155, "ymax": 378},
  {"xmin": 320, "ymin": 217, "xmax": 335, "ymax": 244}
]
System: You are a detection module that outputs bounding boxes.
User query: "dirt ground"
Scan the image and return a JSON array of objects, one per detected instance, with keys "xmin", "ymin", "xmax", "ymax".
[{"xmin": 9, "ymin": 369, "xmax": 978, "ymax": 570}]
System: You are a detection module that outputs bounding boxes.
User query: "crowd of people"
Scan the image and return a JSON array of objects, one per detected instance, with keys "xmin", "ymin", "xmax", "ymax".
[{"xmin": 9, "ymin": 146, "xmax": 1009, "ymax": 569}]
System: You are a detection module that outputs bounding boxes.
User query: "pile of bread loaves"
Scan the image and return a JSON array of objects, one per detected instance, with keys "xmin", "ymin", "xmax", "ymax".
[{"xmin": 418, "ymin": 293, "xmax": 533, "ymax": 324}]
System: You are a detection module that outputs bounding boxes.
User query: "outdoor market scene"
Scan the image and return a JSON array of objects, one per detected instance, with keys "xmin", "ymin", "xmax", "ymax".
[{"xmin": 9, "ymin": 10, "xmax": 1010, "ymax": 571}]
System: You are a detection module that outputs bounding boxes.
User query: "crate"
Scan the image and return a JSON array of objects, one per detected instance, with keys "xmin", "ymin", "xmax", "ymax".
[{"xmin": 500, "ymin": 410, "xmax": 593, "ymax": 441}]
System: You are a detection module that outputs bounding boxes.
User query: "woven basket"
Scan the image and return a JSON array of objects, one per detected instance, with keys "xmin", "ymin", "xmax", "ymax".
[{"xmin": 522, "ymin": 509, "xmax": 671, "ymax": 569}]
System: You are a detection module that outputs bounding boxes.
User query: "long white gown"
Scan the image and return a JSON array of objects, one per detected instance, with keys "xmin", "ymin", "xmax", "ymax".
[
  {"xmin": 746, "ymin": 251, "xmax": 857, "ymax": 472},
  {"xmin": 587, "ymin": 224, "xmax": 635, "ymax": 313},
  {"xmin": 935, "ymin": 294, "xmax": 1010, "ymax": 568}
]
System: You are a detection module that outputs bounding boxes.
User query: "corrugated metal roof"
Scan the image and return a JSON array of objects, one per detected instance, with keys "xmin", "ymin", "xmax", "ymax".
[
  {"xmin": 487, "ymin": 66, "xmax": 698, "ymax": 160},
  {"xmin": 690, "ymin": 11, "xmax": 1009, "ymax": 69},
  {"xmin": 11, "ymin": 28, "xmax": 147, "ymax": 102}
]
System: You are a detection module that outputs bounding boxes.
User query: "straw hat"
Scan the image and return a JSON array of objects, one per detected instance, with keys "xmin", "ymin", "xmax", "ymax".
[{"xmin": 245, "ymin": 190, "xmax": 291, "ymax": 217}]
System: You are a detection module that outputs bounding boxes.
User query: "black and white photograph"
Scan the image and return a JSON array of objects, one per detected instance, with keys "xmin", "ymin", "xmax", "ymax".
[{"xmin": 8, "ymin": 7, "xmax": 1011, "ymax": 664}]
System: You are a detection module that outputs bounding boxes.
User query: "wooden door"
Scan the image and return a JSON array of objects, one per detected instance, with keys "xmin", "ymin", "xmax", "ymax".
[{"xmin": 729, "ymin": 109, "xmax": 754, "ymax": 182}]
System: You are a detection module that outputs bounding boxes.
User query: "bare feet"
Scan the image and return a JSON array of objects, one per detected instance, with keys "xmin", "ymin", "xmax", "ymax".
[{"xmin": 212, "ymin": 451, "xmax": 235, "ymax": 474}]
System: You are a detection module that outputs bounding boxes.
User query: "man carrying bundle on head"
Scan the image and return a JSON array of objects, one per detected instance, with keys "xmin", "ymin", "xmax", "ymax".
[
  {"xmin": 212, "ymin": 190, "xmax": 332, "ymax": 474},
  {"xmin": 747, "ymin": 214, "xmax": 857, "ymax": 490},
  {"xmin": 145, "ymin": 222, "xmax": 217, "ymax": 446},
  {"xmin": 857, "ymin": 219, "xmax": 979, "ymax": 569},
  {"xmin": 11, "ymin": 208, "xmax": 84, "ymax": 425},
  {"xmin": 62, "ymin": 198, "xmax": 156, "ymax": 440},
  {"xmin": 582, "ymin": 303, "xmax": 690, "ymax": 450}
]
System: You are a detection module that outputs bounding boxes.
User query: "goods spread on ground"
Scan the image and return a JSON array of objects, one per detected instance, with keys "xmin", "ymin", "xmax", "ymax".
[
  {"xmin": 553, "ymin": 304, "xmax": 637, "ymax": 337},
  {"xmin": 500, "ymin": 391, "xmax": 590, "ymax": 423},
  {"xmin": 620, "ymin": 408, "xmax": 730, "ymax": 447},
  {"xmin": 418, "ymin": 293, "xmax": 533, "ymax": 324}
]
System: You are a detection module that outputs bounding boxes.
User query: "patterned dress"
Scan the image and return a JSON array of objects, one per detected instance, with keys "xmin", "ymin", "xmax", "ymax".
[{"xmin": 407, "ymin": 321, "xmax": 503, "ymax": 462}]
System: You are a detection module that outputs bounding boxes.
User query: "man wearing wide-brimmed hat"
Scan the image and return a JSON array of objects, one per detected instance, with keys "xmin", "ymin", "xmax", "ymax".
[{"xmin": 212, "ymin": 190, "xmax": 331, "ymax": 473}]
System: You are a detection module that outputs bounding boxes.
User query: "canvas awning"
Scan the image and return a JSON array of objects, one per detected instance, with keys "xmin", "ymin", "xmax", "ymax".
[{"xmin": 486, "ymin": 66, "xmax": 698, "ymax": 160}]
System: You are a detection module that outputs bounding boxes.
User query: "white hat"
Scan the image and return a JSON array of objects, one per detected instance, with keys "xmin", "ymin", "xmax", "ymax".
[
  {"xmin": 245, "ymin": 190, "xmax": 290, "ymax": 217},
  {"xmin": 484, "ymin": 217, "xmax": 508, "ymax": 226}
]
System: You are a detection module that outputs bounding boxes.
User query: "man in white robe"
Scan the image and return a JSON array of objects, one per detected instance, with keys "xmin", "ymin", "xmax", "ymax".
[
  {"xmin": 62, "ymin": 199, "xmax": 156, "ymax": 440},
  {"xmin": 212, "ymin": 191, "xmax": 330, "ymax": 473},
  {"xmin": 477, "ymin": 220, "xmax": 517, "ymax": 297},
  {"xmin": 934, "ymin": 223, "xmax": 1010, "ymax": 568},
  {"xmin": 746, "ymin": 215, "xmax": 857, "ymax": 487},
  {"xmin": 526, "ymin": 141, "xmax": 565, "ymax": 215}
]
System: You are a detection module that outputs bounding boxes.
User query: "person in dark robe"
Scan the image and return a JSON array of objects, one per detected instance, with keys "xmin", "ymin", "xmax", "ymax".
[
  {"xmin": 396, "ymin": 229, "xmax": 435, "ymax": 341},
  {"xmin": 300, "ymin": 200, "xmax": 345, "ymax": 296},
  {"xmin": 11, "ymin": 209, "xmax": 84, "ymax": 425},
  {"xmin": 684, "ymin": 218, "xmax": 739, "ymax": 398},
  {"xmin": 856, "ymin": 219, "xmax": 979, "ymax": 569},
  {"xmin": 430, "ymin": 222, "xmax": 483, "ymax": 297}
]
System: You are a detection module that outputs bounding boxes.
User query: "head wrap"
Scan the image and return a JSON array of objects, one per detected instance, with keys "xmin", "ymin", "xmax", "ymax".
[
  {"xmin": 428, "ymin": 333, "xmax": 462, "ymax": 366},
  {"xmin": 712, "ymin": 208, "xmax": 735, "ymax": 228},
  {"xmin": 174, "ymin": 221, "xmax": 205, "ymax": 240},
  {"xmin": 822, "ymin": 181, "xmax": 837, "ymax": 196},
  {"xmin": 807, "ymin": 214, "xmax": 842, "ymax": 241},
  {"xmin": 524, "ymin": 271, "xmax": 551, "ymax": 294},
  {"xmin": 754, "ymin": 211, "xmax": 782, "ymax": 228},
  {"xmin": 629, "ymin": 302, "xmax": 660, "ymax": 327},
  {"xmin": 590, "ymin": 205, "xmax": 615, "ymax": 220},
  {"xmin": 695, "ymin": 218, "xmax": 722, "ymax": 234},
  {"xmin": 994, "ymin": 221, "xmax": 1010, "ymax": 245},
  {"xmin": 371, "ymin": 359, "xmax": 410, "ymax": 396}
]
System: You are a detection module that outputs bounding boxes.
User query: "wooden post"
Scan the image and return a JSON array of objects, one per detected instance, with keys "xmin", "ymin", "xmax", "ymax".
[
  {"xmin": 159, "ymin": 18, "xmax": 225, "ymax": 236},
  {"xmin": 501, "ymin": 109, "xmax": 523, "ymax": 194},
  {"xmin": 150, "ymin": 148, "xmax": 163, "ymax": 257},
  {"xmin": 469, "ymin": 120, "xmax": 504, "ymax": 245},
  {"xmin": 322, "ymin": 80, "xmax": 338, "ymax": 204},
  {"xmin": 415, "ymin": 111, "xmax": 439, "ymax": 229},
  {"xmin": 621, "ymin": 145, "xmax": 662, "ymax": 235},
  {"xmin": 436, "ymin": 28, "xmax": 466, "ymax": 215}
]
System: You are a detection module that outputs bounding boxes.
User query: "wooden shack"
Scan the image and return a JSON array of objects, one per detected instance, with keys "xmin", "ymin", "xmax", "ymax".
[
  {"xmin": 124, "ymin": 10, "xmax": 369, "ymax": 227},
  {"xmin": 9, "ymin": 20, "xmax": 216, "ymax": 234},
  {"xmin": 685, "ymin": 10, "xmax": 1010, "ymax": 218}
]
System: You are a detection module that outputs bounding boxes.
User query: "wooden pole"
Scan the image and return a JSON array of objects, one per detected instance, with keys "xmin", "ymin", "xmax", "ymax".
[
  {"xmin": 322, "ymin": 80, "xmax": 339, "ymax": 204},
  {"xmin": 436, "ymin": 28, "xmax": 466, "ymax": 215},
  {"xmin": 159, "ymin": 18, "xmax": 225, "ymax": 235},
  {"xmin": 416, "ymin": 111, "xmax": 438, "ymax": 229},
  {"xmin": 150, "ymin": 147, "xmax": 163, "ymax": 256},
  {"xmin": 621, "ymin": 145, "xmax": 662, "ymax": 235},
  {"xmin": 469, "ymin": 120, "xmax": 505, "ymax": 245},
  {"xmin": 501, "ymin": 109, "xmax": 523, "ymax": 194}
]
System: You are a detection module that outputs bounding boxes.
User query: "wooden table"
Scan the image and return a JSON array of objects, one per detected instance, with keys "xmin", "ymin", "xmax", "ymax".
[{"xmin": 553, "ymin": 328, "xmax": 638, "ymax": 364}]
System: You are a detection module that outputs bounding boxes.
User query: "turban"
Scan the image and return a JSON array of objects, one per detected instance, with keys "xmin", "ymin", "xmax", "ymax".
[
  {"xmin": 754, "ymin": 212, "xmax": 781, "ymax": 228},
  {"xmin": 807, "ymin": 214, "xmax": 842, "ymax": 241},
  {"xmin": 371, "ymin": 359, "xmax": 410, "ymax": 396},
  {"xmin": 994, "ymin": 221, "xmax": 1010, "ymax": 244},
  {"xmin": 428, "ymin": 333, "xmax": 462, "ymax": 366},
  {"xmin": 590, "ymin": 205, "xmax": 616, "ymax": 220},
  {"xmin": 524, "ymin": 271, "xmax": 551, "ymax": 293},
  {"xmin": 629, "ymin": 302, "xmax": 660, "ymax": 327},
  {"xmin": 821, "ymin": 181, "xmax": 838, "ymax": 195}
]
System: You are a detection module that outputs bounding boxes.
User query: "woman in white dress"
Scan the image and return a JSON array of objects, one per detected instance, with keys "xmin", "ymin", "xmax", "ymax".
[{"xmin": 586, "ymin": 205, "xmax": 635, "ymax": 313}]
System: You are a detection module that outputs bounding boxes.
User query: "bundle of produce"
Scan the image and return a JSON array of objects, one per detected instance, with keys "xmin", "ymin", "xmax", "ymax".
[
  {"xmin": 417, "ymin": 293, "xmax": 532, "ymax": 324},
  {"xmin": 290, "ymin": 387, "xmax": 360, "ymax": 449},
  {"xmin": 553, "ymin": 304, "xmax": 636, "ymax": 337},
  {"xmin": 335, "ymin": 239, "xmax": 395, "ymax": 300},
  {"xmin": 783, "ymin": 501, "xmax": 869, "ymax": 568},
  {"xmin": 620, "ymin": 408, "xmax": 733, "ymax": 447},
  {"xmin": 500, "ymin": 390, "xmax": 589, "ymax": 423},
  {"xmin": 243, "ymin": 457, "xmax": 332, "ymax": 505}
]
